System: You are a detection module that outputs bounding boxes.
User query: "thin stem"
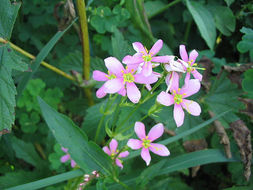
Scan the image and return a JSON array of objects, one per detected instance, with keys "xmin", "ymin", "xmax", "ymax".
[
  {"xmin": 113, "ymin": 177, "xmax": 131, "ymax": 190},
  {"xmin": 184, "ymin": 20, "xmax": 192, "ymax": 43},
  {"xmin": 76, "ymin": 0, "xmax": 94, "ymax": 106},
  {"xmin": 0, "ymin": 37, "xmax": 75, "ymax": 81},
  {"xmin": 111, "ymin": 96, "xmax": 126, "ymax": 132}
]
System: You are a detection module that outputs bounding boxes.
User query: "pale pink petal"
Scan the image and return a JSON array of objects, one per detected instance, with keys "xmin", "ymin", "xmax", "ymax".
[
  {"xmin": 133, "ymin": 42, "xmax": 147, "ymax": 54},
  {"xmin": 148, "ymin": 123, "xmax": 164, "ymax": 141},
  {"xmin": 117, "ymin": 87, "xmax": 126, "ymax": 96},
  {"xmin": 184, "ymin": 72, "xmax": 191, "ymax": 85},
  {"xmin": 92, "ymin": 70, "xmax": 108, "ymax": 81},
  {"xmin": 180, "ymin": 79, "xmax": 201, "ymax": 98},
  {"xmin": 122, "ymin": 55, "xmax": 144, "ymax": 65},
  {"xmin": 141, "ymin": 148, "xmax": 151, "ymax": 166},
  {"xmin": 109, "ymin": 139, "xmax": 118, "ymax": 153},
  {"xmin": 169, "ymin": 72, "xmax": 179, "ymax": 92},
  {"xmin": 181, "ymin": 99, "xmax": 201, "ymax": 116},
  {"xmin": 126, "ymin": 82, "xmax": 141, "ymax": 103},
  {"xmin": 115, "ymin": 158, "xmax": 123, "ymax": 169},
  {"xmin": 104, "ymin": 57, "xmax": 125, "ymax": 76},
  {"xmin": 134, "ymin": 121, "xmax": 146, "ymax": 139},
  {"xmin": 61, "ymin": 147, "xmax": 68, "ymax": 153},
  {"xmin": 103, "ymin": 146, "xmax": 111, "ymax": 155},
  {"xmin": 151, "ymin": 56, "xmax": 171, "ymax": 63},
  {"xmin": 60, "ymin": 154, "xmax": 70, "ymax": 163},
  {"xmin": 119, "ymin": 151, "xmax": 129, "ymax": 158},
  {"xmin": 141, "ymin": 61, "xmax": 152, "ymax": 76},
  {"xmin": 71, "ymin": 160, "xmax": 76, "ymax": 168},
  {"xmin": 149, "ymin": 143, "xmax": 170, "ymax": 156},
  {"xmin": 149, "ymin": 39, "xmax": 163, "ymax": 56},
  {"xmin": 174, "ymin": 104, "xmax": 185, "ymax": 127},
  {"xmin": 96, "ymin": 85, "xmax": 107, "ymax": 98},
  {"xmin": 189, "ymin": 50, "xmax": 198, "ymax": 63},
  {"xmin": 104, "ymin": 78, "xmax": 124, "ymax": 93},
  {"xmin": 127, "ymin": 139, "xmax": 143, "ymax": 149},
  {"xmin": 157, "ymin": 91, "xmax": 174, "ymax": 106},
  {"xmin": 134, "ymin": 73, "xmax": 158, "ymax": 84},
  {"xmin": 179, "ymin": 45, "xmax": 189, "ymax": 62},
  {"xmin": 126, "ymin": 63, "xmax": 140, "ymax": 72},
  {"xmin": 146, "ymin": 84, "xmax": 152, "ymax": 91},
  {"xmin": 192, "ymin": 70, "xmax": 203, "ymax": 81}
]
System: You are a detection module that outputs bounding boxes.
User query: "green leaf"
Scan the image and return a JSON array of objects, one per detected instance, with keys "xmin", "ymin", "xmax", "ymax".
[
  {"xmin": 16, "ymin": 18, "xmax": 77, "ymax": 99},
  {"xmin": 0, "ymin": 44, "xmax": 28, "ymax": 133},
  {"xmin": 224, "ymin": 0, "xmax": 235, "ymax": 7},
  {"xmin": 186, "ymin": 0, "xmax": 216, "ymax": 49},
  {"xmin": 242, "ymin": 68, "xmax": 253, "ymax": 98},
  {"xmin": 0, "ymin": 0, "xmax": 21, "ymax": 39},
  {"xmin": 144, "ymin": 1, "xmax": 166, "ymax": 18},
  {"xmin": 237, "ymin": 27, "xmax": 253, "ymax": 53},
  {"xmin": 38, "ymin": 97, "xmax": 113, "ymax": 175}
]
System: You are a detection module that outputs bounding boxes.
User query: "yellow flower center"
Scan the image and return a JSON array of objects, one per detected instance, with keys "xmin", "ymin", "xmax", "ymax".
[
  {"xmin": 173, "ymin": 89, "xmax": 183, "ymax": 104},
  {"xmin": 142, "ymin": 136, "xmax": 151, "ymax": 149},
  {"xmin": 142, "ymin": 54, "xmax": 152, "ymax": 62},
  {"xmin": 123, "ymin": 73, "xmax": 135, "ymax": 83},
  {"xmin": 106, "ymin": 72, "xmax": 116, "ymax": 80}
]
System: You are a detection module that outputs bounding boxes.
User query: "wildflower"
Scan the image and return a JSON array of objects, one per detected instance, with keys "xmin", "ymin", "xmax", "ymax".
[
  {"xmin": 127, "ymin": 122, "xmax": 170, "ymax": 166},
  {"xmin": 157, "ymin": 79, "xmax": 201, "ymax": 127},
  {"xmin": 103, "ymin": 139, "xmax": 129, "ymax": 169},
  {"xmin": 178, "ymin": 45, "xmax": 203, "ymax": 83},
  {"xmin": 60, "ymin": 147, "xmax": 76, "ymax": 168},
  {"xmin": 93, "ymin": 57, "xmax": 158, "ymax": 103},
  {"xmin": 122, "ymin": 40, "xmax": 171, "ymax": 76}
]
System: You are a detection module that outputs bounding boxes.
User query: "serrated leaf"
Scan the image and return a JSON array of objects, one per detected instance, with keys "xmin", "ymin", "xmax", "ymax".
[
  {"xmin": 38, "ymin": 97, "xmax": 113, "ymax": 175},
  {"xmin": 0, "ymin": 0, "xmax": 21, "ymax": 39},
  {"xmin": 237, "ymin": 27, "xmax": 253, "ymax": 53},
  {"xmin": 186, "ymin": 0, "xmax": 216, "ymax": 49}
]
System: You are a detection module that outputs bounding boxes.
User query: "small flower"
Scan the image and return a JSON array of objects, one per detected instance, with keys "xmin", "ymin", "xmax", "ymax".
[
  {"xmin": 157, "ymin": 78, "xmax": 201, "ymax": 127},
  {"xmin": 123, "ymin": 40, "xmax": 171, "ymax": 76},
  {"xmin": 93, "ymin": 57, "xmax": 158, "ymax": 103},
  {"xmin": 179, "ymin": 45, "xmax": 203, "ymax": 83},
  {"xmin": 103, "ymin": 139, "xmax": 129, "ymax": 169},
  {"xmin": 127, "ymin": 122, "xmax": 170, "ymax": 166},
  {"xmin": 164, "ymin": 56, "xmax": 185, "ymax": 73},
  {"xmin": 60, "ymin": 147, "xmax": 76, "ymax": 168}
]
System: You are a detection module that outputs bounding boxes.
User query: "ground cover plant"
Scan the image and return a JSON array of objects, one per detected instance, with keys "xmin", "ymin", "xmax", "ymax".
[{"xmin": 0, "ymin": 0, "xmax": 253, "ymax": 189}]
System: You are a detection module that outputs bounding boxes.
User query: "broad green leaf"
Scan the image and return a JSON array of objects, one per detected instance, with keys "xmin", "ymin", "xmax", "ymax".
[
  {"xmin": 16, "ymin": 18, "xmax": 77, "ymax": 99},
  {"xmin": 38, "ymin": 97, "xmax": 113, "ymax": 175},
  {"xmin": 144, "ymin": 1, "xmax": 166, "ymax": 18},
  {"xmin": 0, "ymin": 44, "xmax": 28, "ymax": 132},
  {"xmin": 242, "ymin": 68, "xmax": 253, "ymax": 98},
  {"xmin": 0, "ymin": 0, "xmax": 21, "ymax": 39},
  {"xmin": 237, "ymin": 27, "xmax": 253, "ymax": 53},
  {"xmin": 186, "ymin": 0, "xmax": 216, "ymax": 49},
  {"xmin": 224, "ymin": 0, "xmax": 235, "ymax": 7},
  {"xmin": 204, "ymin": 72, "xmax": 244, "ymax": 128}
]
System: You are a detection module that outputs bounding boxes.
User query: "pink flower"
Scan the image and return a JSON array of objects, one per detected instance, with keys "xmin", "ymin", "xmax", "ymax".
[
  {"xmin": 179, "ymin": 45, "xmax": 203, "ymax": 83},
  {"xmin": 103, "ymin": 139, "xmax": 129, "ymax": 169},
  {"xmin": 60, "ymin": 147, "xmax": 76, "ymax": 168},
  {"xmin": 127, "ymin": 122, "xmax": 170, "ymax": 166},
  {"xmin": 122, "ymin": 40, "xmax": 171, "ymax": 76},
  {"xmin": 93, "ymin": 57, "xmax": 158, "ymax": 103},
  {"xmin": 157, "ymin": 77, "xmax": 201, "ymax": 127}
]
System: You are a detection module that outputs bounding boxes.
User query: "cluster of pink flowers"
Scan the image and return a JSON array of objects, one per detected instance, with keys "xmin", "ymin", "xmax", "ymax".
[
  {"xmin": 78, "ymin": 171, "xmax": 99, "ymax": 190},
  {"xmin": 60, "ymin": 147, "xmax": 76, "ymax": 168}
]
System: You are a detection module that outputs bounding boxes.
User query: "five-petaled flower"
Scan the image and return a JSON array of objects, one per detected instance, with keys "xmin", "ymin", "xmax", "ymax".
[
  {"xmin": 103, "ymin": 139, "xmax": 129, "ymax": 169},
  {"xmin": 157, "ymin": 74, "xmax": 201, "ymax": 127},
  {"xmin": 122, "ymin": 40, "xmax": 171, "ymax": 76},
  {"xmin": 127, "ymin": 122, "xmax": 170, "ymax": 166},
  {"xmin": 60, "ymin": 147, "xmax": 76, "ymax": 168}
]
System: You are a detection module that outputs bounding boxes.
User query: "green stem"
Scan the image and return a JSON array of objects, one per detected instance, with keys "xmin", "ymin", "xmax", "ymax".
[
  {"xmin": 111, "ymin": 96, "xmax": 126, "ymax": 132},
  {"xmin": 114, "ymin": 177, "xmax": 131, "ymax": 190},
  {"xmin": 184, "ymin": 20, "xmax": 192, "ymax": 43}
]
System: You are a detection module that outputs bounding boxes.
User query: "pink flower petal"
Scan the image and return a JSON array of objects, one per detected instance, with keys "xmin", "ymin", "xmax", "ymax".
[
  {"xmin": 103, "ymin": 146, "xmax": 111, "ymax": 156},
  {"xmin": 71, "ymin": 159, "xmax": 76, "ymax": 168},
  {"xmin": 157, "ymin": 91, "xmax": 174, "ymax": 106},
  {"xmin": 141, "ymin": 61, "xmax": 152, "ymax": 76},
  {"xmin": 149, "ymin": 39, "xmax": 163, "ymax": 55},
  {"xmin": 184, "ymin": 72, "xmax": 191, "ymax": 85},
  {"xmin": 180, "ymin": 79, "xmax": 201, "ymax": 98},
  {"xmin": 61, "ymin": 147, "xmax": 68, "ymax": 153},
  {"xmin": 117, "ymin": 87, "xmax": 126, "ymax": 96},
  {"xmin": 96, "ymin": 85, "xmax": 107, "ymax": 98},
  {"xmin": 126, "ymin": 82, "xmax": 141, "ymax": 103},
  {"xmin": 60, "ymin": 154, "xmax": 70, "ymax": 163},
  {"xmin": 126, "ymin": 63, "xmax": 140, "ymax": 72},
  {"xmin": 134, "ymin": 122, "xmax": 146, "ymax": 139},
  {"xmin": 104, "ymin": 57, "xmax": 125, "ymax": 77},
  {"xmin": 174, "ymin": 104, "xmax": 185, "ymax": 127},
  {"xmin": 152, "ymin": 56, "xmax": 171, "ymax": 63},
  {"xmin": 141, "ymin": 148, "xmax": 151, "ymax": 166},
  {"xmin": 149, "ymin": 143, "xmax": 170, "ymax": 156},
  {"xmin": 148, "ymin": 123, "xmax": 164, "ymax": 141},
  {"xmin": 179, "ymin": 45, "xmax": 189, "ymax": 62},
  {"xmin": 134, "ymin": 73, "xmax": 158, "ymax": 84},
  {"xmin": 104, "ymin": 78, "xmax": 124, "ymax": 93},
  {"xmin": 119, "ymin": 151, "xmax": 129, "ymax": 158},
  {"xmin": 181, "ymin": 99, "xmax": 201, "ymax": 116},
  {"xmin": 122, "ymin": 55, "xmax": 144, "ymax": 65},
  {"xmin": 169, "ymin": 72, "xmax": 179, "ymax": 92},
  {"xmin": 109, "ymin": 139, "xmax": 118, "ymax": 153},
  {"xmin": 189, "ymin": 50, "xmax": 198, "ymax": 63},
  {"xmin": 92, "ymin": 70, "xmax": 108, "ymax": 81},
  {"xmin": 115, "ymin": 158, "xmax": 123, "ymax": 169},
  {"xmin": 133, "ymin": 42, "xmax": 147, "ymax": 54},
  {"xmin": 127, "ymin": 139, "xmax": 143, "ymax": 149},
  {"xmin": 192, "ymin": 69, "xmax": 203, "ymax": 81},
  {"xmin": 146, "ymin": 84, "xmax": 152, "ymax": 91}
]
